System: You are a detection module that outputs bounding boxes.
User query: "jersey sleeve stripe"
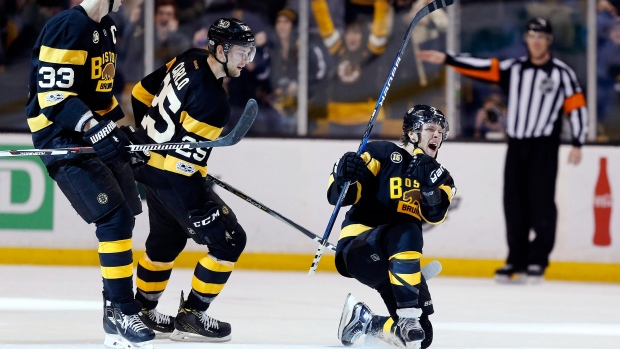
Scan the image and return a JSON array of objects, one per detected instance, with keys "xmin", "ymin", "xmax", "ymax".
[
  {"xmin": 361, "ymin": 152, "xmax": 381, "ymax": 176},
  {"xmin": 563, "ymin": 92, "xmax": 586, "ymax": 115},
  {"xmin": 132, "ymin": 81, "xmax": 155, "ymax": 106},
  {"xmin": 37, "ymin": 90, "xmax": 78, "ymax": 108},
  {"xmin": 95, "ymin": 95, "xmax": 119, "ymax": 115},
  {"xmin": 180, "ymin": 110, "xmax": 223, "ymax": 140},
  {"xmin": 27, "ymin": 113, "xmax": 54, "ymax": 132},
  {"xmin": 452, "ymin": 58, "xmax": 501, "ymax": 82},
  {"xmin": 39, "ymin": 45, "xmax": 87, "ymax": 65}
]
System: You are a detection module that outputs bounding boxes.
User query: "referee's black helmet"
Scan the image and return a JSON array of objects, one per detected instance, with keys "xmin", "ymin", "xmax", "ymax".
[{"xmin": 526, "ymin": 17, "xmax": 553, "ymax": 35}]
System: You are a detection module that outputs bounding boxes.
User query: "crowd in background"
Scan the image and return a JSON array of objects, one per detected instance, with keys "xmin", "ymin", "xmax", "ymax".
[{"xmin": 0, "ymin": 0, "xmax": 619, "ymax": 141}]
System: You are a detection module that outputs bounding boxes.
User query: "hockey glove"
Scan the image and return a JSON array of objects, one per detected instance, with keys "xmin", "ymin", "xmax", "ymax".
[
  {"xmin": 335, "ymin": 152, "xmax": 369, "ymax": 184},
  {"xmin": 406, "ymin": 153, "xmax": 450, "ymax": 190},
  {"xmin": 83, "ymin": 120, "xmax": 131, "ymax": 163},
  {"xmin": 187, "ymin": 202, "xmax": 238, "ymax": 250},
  {"xmin": 119, "ymin": 125, "xmax": 151, "ymax": 164}
]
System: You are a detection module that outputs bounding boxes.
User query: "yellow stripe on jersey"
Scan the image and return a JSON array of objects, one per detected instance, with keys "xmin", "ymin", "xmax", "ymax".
[
  {"xmin": 179, "ymin": 111, "xmax": 223, "ymax": 140},
  {"xmin": 389, "ymin": 270, "xmax": 421, "ymax": 286},
  {"xmin": 132, "ymin": 81, "xmax": 155, "ymax": 107},
  {"xmin": 199, "ymin": 254, "xmax": 234, "ymax": 273},
  {"xmin": 361, "ymin": 152, "xmax": 381, "ymax": 176},
  {"xmin": 339, "ymin": 223, "xmax": 373, "ymax": 240},
  {"xmin": 39, "ymin": 45, "xmax": 87, "ymax": 65},
  {"xmin": 165, "ymin": 57, "xmax": 177, "ymax": 72},
  {"xmin": 101, "ymin": 263, "xmax": 134, "ymax": 279},
  {"xmin": 27, "ymin": 113, "xmax": 53, "ymax": 132},
  {"xmin": 147, "ymin": 151, "xmax": 165, "ymax": 168},
  {"xmin": 191, "ymin": 276, "xmax": 225, "ymax": 294},
  {"xmin": 37, "ymin": 91, "xmax": 78, "ymax": 108},
  {"xmin": 95, "ymin": 96, "xmax": 119, "ymax": 116},
  {"xmin": 98, "ymin": 239, "xmax": 132, "ymax": 253},
  {"xmin": 163, "ymin": 154, "xmax": 207, "ymax": 177}
]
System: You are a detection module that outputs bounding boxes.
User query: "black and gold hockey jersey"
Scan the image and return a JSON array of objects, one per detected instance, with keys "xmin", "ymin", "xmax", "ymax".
[
  {"xmin": 25, "ymin": 6, "xmax": 122, "ymax": 153},
  {"xmin": 131, "ymin": 48, "xmax": 230, "ymax": 212},
  {"xmin": 327, "ymin": 141, "xmax": 456, "ymax": 246}
]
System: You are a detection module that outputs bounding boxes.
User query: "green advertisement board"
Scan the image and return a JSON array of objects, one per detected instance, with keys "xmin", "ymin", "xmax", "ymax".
[{"xmin": 0, "ymin": 145, "xmax": 54, "ymax": 230}]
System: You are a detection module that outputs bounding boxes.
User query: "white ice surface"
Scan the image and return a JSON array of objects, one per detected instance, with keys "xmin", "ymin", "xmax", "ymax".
[{"xmin": 0, "ymin": 265, "xmax": 618, "ymax": 348}]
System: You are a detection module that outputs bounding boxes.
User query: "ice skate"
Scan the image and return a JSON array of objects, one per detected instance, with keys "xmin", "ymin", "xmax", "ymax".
[
  {"xmin": 337, "ymin": 293, "xmax": 374, "ymax": 346},
  {"xmin": 139, "ymin": 307, "xmax": 175, "ymax": 339},
  {"xmin": 104, "ymin": 306, "xmax": 155, "ymax": 349},
  {"xmin": 102, "ymin": 293, "xmax": 123, "ymax": 348},
  {"xmin": 527, "ymin": 264, "xmax": 546, "ymax": 284},
  {"xmin": 397, "ymin": 317, "xmax": 425, "ymax": 349},
  {"xmin": 170, "ymin": 291, "xmax": 231, "ymax": 342},
  {"xmin": 494, "ymin": 264, "xmax": 527, "ymax": 284}
]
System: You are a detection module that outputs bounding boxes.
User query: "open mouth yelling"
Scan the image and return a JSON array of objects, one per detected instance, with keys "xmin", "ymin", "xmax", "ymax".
[{"xmin": 428, "ymin": 142, "xmax": 439, "ymax": 151}]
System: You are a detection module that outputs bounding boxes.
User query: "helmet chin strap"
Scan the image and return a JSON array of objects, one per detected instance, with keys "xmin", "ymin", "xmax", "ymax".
[
  {"xmin": 213, "ymin": 48, "xmax": 232, "ymax": 78},
  {"xmin": 108, "ymin": 0, "xmax": 113, "ymax": 13}
]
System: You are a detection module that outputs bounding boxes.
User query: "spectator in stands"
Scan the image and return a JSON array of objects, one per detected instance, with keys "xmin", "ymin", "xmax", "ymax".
[
  {"xmin": 474, "ymin": 94, "xmax": 507, "ymax": 140},
  {"xmin": 311, "ymin": 0, "xmax": 392, "ymax": 137}
]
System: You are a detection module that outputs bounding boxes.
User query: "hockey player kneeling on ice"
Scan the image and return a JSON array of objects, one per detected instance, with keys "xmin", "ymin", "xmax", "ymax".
[
  {"xmin": 124, "ymin": 17, "xmax": 257, "ymax": 342},
  {"xmin": 328, "ymin": 105, "xmax": 457, "ymax": 349}
]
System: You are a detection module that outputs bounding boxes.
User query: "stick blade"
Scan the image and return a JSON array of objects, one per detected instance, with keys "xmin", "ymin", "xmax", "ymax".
[
  {"xmin": 421, "ymin": 260, "xmax": 443, "ymax": 280},
  {"xmin": 226, "ymin": 98, "xmax": 258, "ymax": 145}
]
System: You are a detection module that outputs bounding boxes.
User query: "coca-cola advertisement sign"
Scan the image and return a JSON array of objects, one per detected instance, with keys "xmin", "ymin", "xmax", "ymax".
[{"xmin": 593, "ymin": 157, "xmax": 612, "ymax": 246}]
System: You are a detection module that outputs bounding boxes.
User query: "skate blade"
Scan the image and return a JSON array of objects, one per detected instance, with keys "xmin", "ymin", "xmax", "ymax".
[
  {"xmin": 104, "ymin": 334, "xmax": 154, "ymax": 349},
  {"xmin": 169, "ymin": 329, "xmax": 231, "ymax": 342},
  {"xmin": 153, "ymin": 331, "xmax": 171, "ymax": 340},
  {"xmin": 528, "ymin": 275, "xmax": 545, "ymax": 284},
  {"xmin": 337, "ymin": 293, "xmax": 357, "ymax": 342},
  {"xmin": 495, "ymin": 273, "xmax": 527, "ymax": 284}
]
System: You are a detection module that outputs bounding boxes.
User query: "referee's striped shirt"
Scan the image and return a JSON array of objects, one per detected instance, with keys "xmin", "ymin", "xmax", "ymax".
[{"xmin": 445, "ymin": 52, "xmax": 588, "ymax": 146}]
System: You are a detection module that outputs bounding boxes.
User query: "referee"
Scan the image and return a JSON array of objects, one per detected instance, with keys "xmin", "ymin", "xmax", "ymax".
[{"xmin": 417, "ymin": 17, "xmax": 588, "ymax": 283}]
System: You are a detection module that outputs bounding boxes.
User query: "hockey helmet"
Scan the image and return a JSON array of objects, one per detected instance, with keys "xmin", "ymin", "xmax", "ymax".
[
  {"xmin": 526, "ymin": 17, "xmax": 552, "ymax": 35},
  {"xmin": 208, "ymin": 18, "xmax": 256, "ymax": 62},
  {"xmin": 403, "ymin": 104, "xmax": 449, "ymax": 142}
]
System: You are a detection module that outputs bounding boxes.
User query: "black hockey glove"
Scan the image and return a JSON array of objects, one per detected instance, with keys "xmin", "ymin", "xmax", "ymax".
[
  {"xmin": 83, "ymin": 120, "xmax": 131, "ymax": 163},
  {"xmin": 119, "ymin": 125, "xmax": 151, "ymax": 164},
  {"xmin": 335, "ymin": 152, "xmax": 369, "ymax": 184},
  {"xmin": 406, "ymin": 153, "xmax": 450, "ymax": 190},
  {"xmin": 187, "ymin": 202, "xmax": 238, "ymax": 250}
]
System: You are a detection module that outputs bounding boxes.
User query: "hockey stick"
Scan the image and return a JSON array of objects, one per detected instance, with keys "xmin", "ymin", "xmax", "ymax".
[
  {"xmin": 207, "ymin": 175, "xmax": 337, "ymax": 252},
  {"xmin": 308, "ymin": 0, "xmax": 455, "ymax": 275},
  {"xmin": 0, "ymin": 99, "xmax": 258, "ymax": 157}
]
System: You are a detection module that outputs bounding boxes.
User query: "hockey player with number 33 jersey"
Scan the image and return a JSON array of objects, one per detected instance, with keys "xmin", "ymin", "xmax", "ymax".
[
  {"xmin": 25, "ymin": 1, "xmax": 155, "ymax": 349},
  {"xmin": 330, "ymin": 105, "xmax": 456, "ymax": 349}
]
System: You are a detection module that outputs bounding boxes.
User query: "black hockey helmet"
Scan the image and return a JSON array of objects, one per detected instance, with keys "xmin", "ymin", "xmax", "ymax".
[
  {"xmin": 402, "ymin": 104, "xmax": 449, "ymax": 144},
  {"xmin": 526, "ymin": 17, "xmax": 552, "ymax": 35},
  {"xmin": 208, "ymin": 17, "xmax": 256, "ymax": 59}
]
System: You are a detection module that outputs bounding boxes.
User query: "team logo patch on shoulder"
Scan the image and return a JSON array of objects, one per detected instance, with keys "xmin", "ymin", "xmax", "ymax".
[
  {"xmin": 391, "ymin": 152, "xmax": 403, "ymax": 163},
  {"xmin": 176, "ymin": 161, "xmax": 195, "ymax": 174},
  {"xmin": 45, "ymin": 92, "xmax": 65, "ymax": 103},
  {"xmin": 93, "ymin": 31, "xmax": 99, "ymax": 43}
]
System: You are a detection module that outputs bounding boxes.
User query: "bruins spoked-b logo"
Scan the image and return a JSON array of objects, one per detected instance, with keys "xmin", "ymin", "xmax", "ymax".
[{"xmin": 97, "ymin": 193, "xmax": 109, "ymax": 205}]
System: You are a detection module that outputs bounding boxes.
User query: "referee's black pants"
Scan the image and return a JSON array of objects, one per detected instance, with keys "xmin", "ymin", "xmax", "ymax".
[{"xmin": 503, "ymin": 137, "xmax": 559, "ymax": 269}]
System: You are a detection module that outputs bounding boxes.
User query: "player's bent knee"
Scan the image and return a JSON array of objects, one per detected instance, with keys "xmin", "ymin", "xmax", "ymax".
[{"xmin": 95, "ymin": 203, "xmax": 135, "ymax": 241}]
